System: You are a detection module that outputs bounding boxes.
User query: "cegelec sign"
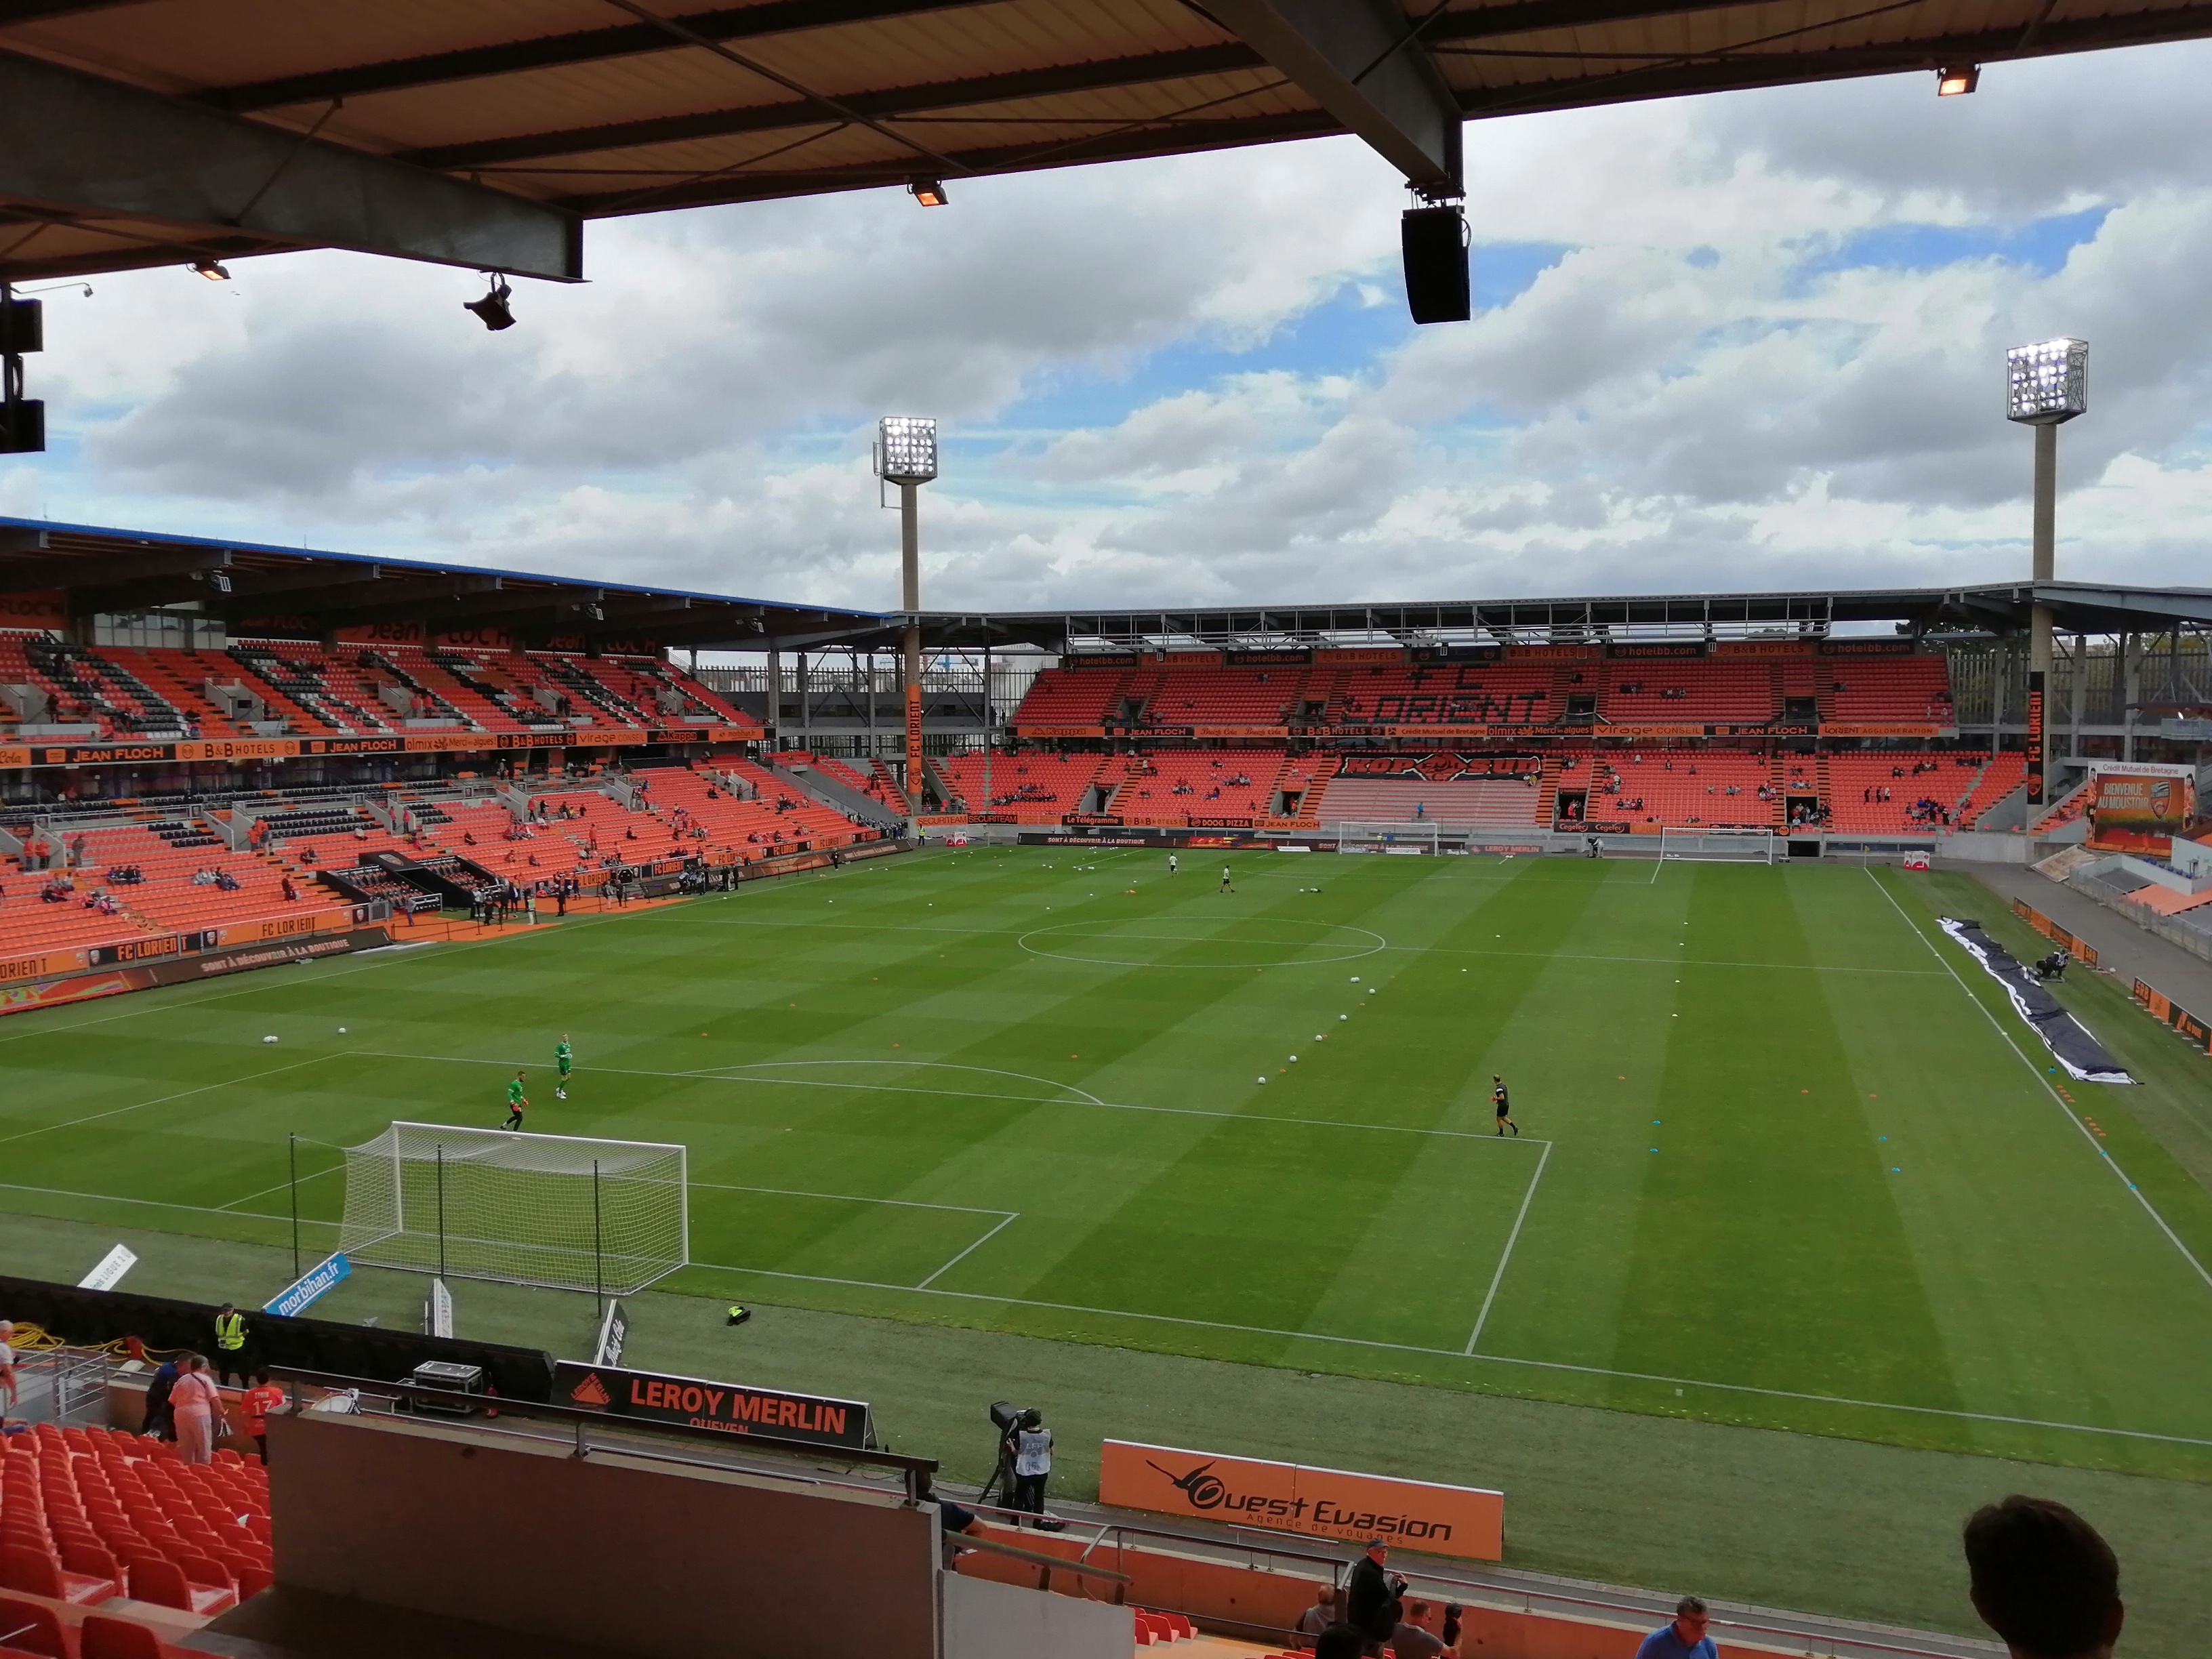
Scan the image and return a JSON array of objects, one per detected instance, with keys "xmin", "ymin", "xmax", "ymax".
[
  {"xmin": 1099, "ymin": 1440, "xmax": 1502, "ymax": 1561},
  {"xmin": 552, "ymin": 1360, "xmax": 869, "ymax": 1449}
]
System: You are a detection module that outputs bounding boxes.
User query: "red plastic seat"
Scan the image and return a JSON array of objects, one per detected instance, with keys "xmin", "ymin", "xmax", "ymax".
[
  {"xmin": 0, "ymin": 1593, "xmax": 66, "ymax": 1658},
  {"xmin": 0, "ymin": 1540, "xmax": 116, "ymax": 1604},
  {"xmin": 81, "ymin": 1614, "xmax": 166, "ymax": 1659},
  {"xmin": 123, "ymin": 1553, "xmax": 231, "ymax": 1616}
]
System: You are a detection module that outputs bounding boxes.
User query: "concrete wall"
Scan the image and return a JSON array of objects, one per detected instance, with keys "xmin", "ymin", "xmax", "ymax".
[
  {"xmin": 942, "ymin": 1570, "xmax": 1130, "ymax": 1659},
  {"xmin": 268, "ymin": 1410, "xmax": 939, "ymax": 1659}
]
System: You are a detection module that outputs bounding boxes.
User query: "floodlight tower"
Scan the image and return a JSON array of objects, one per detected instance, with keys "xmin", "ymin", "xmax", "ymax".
[
  {"xmin": 876, "ymin": 415, "xmax": 937, "ymax": 799},
  {"xmin": 2005, "ymin": 338, "xmax": 2087, "ymax": 806}
]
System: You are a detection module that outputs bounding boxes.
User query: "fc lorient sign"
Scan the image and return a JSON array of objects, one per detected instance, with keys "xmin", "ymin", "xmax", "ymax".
[{"xmin": 553, "ymin": 1360, "xmax": 869, "ymax": 1449}]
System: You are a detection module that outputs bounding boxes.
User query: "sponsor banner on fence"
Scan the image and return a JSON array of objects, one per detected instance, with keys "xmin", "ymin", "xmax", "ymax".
[
  {"xmin": 0, "ymin": 926, "xmax": 394, "ymax": 1017},
  {"xmin": 1820, "ymin": 638, "xmax": 1918, "ymax": 655},
  {"xmin": 553, "ymin": 1360, "xmax": 869, "ymax": 1448},
  {"xmin": 0, "ymin": 590, "xmax": 68, "ymax": 629},
  {"xmin": 2089, "ymin": 771, "xmax": 2195, "ymax": 857},
  {"xmin": 1818, "ymin": 722, "xmax": 1943, "ymax": 737},
  {"xmin": 2026, "ymin": 670, "xmax": 2047, "ymax": 803},
  {"xmin": 265, "ymin": 1253, "xmax": 352, "ymax": 1317},
  {"xmin": 1606, "ymin": 640, "xmax": 1707, "ymax": 659},
  {"xmin": 1313, "ymin": 647, "xmax": 1406, "ymax": 665},
  {"xmin": 2010, "ymin": 899, "xmax": 2101, "ymax": 966},
  {"xmin": 1100, "ymin": 1440, "xmax": 1503, "ymax": 1561},
  {"xmin": 2133, "ymin": 981, "xmax": 2211, "ymax": 1052},
  {"xmin": 1715, "ymin": 640, "xmax": 1813, "ymax": 657}
]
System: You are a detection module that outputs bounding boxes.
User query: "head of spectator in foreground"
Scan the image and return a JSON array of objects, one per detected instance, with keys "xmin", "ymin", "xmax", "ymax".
[
  {"xmin": 1314, "ymin": 1626, "xmax": 1366, "ymax": 1659},
  {"xmin": 1672, "ymin": 1596, "xmax": 1711, "ymax": 1648},
  {"xmin": 0, "ymin": 1319, "xmax": 13, "ymax": 1348},
  {"xmin": 1965, "ymin": 1497, "xmax": 2123, "ymax": 1659}
]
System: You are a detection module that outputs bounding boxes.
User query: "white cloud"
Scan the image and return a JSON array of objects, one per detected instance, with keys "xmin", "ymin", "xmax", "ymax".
[{"xmin": 14, "ymin": 39, "xmax": 2212, "ymax": 616}]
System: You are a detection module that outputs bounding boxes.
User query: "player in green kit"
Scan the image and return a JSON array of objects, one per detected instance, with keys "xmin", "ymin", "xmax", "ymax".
[
  {"xmin": 555, "ymin": 1035, "xmax": 573, "ymax": 1100},
  {"xmin": 504, "ymin": 1071, "xmax": 529, "ymax": 1130}
]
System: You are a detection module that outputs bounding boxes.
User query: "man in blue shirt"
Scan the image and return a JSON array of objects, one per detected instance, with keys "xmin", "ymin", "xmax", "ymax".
[{"xmin": 1635, "ymin": 1597, "xmax": 1717, "ymax": 1659}]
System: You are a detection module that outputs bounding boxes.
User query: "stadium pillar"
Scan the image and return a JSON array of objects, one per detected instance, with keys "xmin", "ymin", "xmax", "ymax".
[
  {"xmin": 764, "ymin": 646, "xmax": 780, "ymax": 747},
  {"xmin": 2029, "ymin": 421, "xmax": 2056, "ymax": 803},
  {"xmin": 2070, "ymin": 632, "xmax": 2087, "ymax": 761},
  {"xmin": 796, "ymin": 652, "xmax": 811, "ymax": 745},
  {"xmin": 2122, "ymin": 632, "xmax": 2140, "ymax": 761},
  {"xmin": 901, "ymin": 482, "xmax": 922, "ymax": 798}
]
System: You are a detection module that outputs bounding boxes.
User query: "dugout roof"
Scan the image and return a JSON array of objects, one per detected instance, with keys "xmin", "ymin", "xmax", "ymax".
[{"xmin": 7, "ymin": 0, "xmax": 2212, "ymax": 283}]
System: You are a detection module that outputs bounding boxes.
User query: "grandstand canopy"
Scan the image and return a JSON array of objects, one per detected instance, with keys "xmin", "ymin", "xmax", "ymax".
[
  {"xmin": 6, "ymin": 0, "xmax": 2212, "ymax": 283},
  {"xmin": 0, "ymin": 516, "xmax": 881, "ymax": 651},
  {"xmin": 10, "ymin": 514, "xmax": 2212, "ymax": 653}
]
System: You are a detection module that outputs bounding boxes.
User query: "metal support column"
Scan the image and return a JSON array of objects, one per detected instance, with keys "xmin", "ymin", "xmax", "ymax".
[
  {"xmin": 2069, "ymin": 633, "xmax": 2087, "ymax": 761},
  {"xmin": 764, "ymin": 644, "xmax": 781, "ymax": 750},
  {"xmin": 981, "ymin": 641, "xmax": 994, "ymax": 812},
  {"xmin": 2028, "ymin": 422, "xmax": 2056, "ymax": 803},
  {"xmin": 2123, "ymin": 632, "xmax": 2141, "ymax": 762},
  {"xmin": 901, "ymin": 482, "xmax": 922, "ymax": 796},
  {"xmin": 797, "ymin": 651, "xmax": 811, "ymax": 747}
]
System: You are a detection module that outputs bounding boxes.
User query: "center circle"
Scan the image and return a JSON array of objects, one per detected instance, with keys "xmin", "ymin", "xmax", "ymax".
[{"xmin": 1017, "ymin": 916, "xmax": 1386, "ymax": 968}]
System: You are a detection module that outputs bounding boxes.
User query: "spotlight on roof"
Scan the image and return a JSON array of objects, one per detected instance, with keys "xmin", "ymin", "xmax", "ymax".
[
  {"xmin": 1936, "ymin": 64, "xmax": 1979, "ymax": 96},
  {"xmin": 464, "ymin": 274, "xmax": 516, "ymax": 332},
  {"xmin": 2006, "ymin": 337, "xmax": 2088, "ymax": 425},
  {"xmin": 907, "ymin": 179, "xmax": 949, "ymax": 207},
  {"xmin": 190, "ymin": 259, "xmax": 232, "ymax": 281},
  {"xmin": 876, "ymin": 415, "xmax": 939, "ymax": 485}
]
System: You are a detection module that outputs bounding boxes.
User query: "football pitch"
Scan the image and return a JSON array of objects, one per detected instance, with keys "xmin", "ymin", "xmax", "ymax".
[{"xmin": 7, "ymin": 846, "xmax": 2212, "ymax": 1479}]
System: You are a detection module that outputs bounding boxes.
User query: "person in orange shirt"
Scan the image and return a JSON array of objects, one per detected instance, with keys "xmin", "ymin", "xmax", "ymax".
[{"xmin": 241, "ymin": 1376, "xmax": 285, "ymax": 1461}]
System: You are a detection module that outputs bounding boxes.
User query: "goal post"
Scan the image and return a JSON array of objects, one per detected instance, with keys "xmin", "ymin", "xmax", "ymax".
[
  {"xmin": 1334, "ymin": 821, "xmax": 1441, "ymax": 854},
  {"xmin": 1657, "ymin": 828, "xmax": 1778, "ymax": 863},
  {"xmin": 338, "ymin": 1122, "xmax": 689, "ymax": 1296}
]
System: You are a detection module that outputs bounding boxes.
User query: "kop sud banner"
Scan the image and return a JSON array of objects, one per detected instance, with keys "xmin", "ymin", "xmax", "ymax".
[{"xmin": 1099, "ymin": 1440, "xmax": 1502, "ymax": 1561}]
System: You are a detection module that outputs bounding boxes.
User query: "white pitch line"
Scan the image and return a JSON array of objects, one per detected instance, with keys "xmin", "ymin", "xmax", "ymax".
[
  {"xmin": 915, "ymin": 1210, "xmax": 1022, "ymax": 1290},
  {"xmin": 676, "ymin": 1256, "xmax": 2212, "ymax": 1450},
  {"xmin": 342, "ymin": 1048, "xmax": 1544, "ymax": 1147},
  {"xmin": 0, "ymin": 1052, "xmax": 339, "ymax": 1149},
  {"xmin": 1866, "ymin": 867, "xmax": 2212, "ymax": 1296},
  {"xmin": 689, "ymin": 1178, "xmax": 1010, "ymax": 1216},
  {"xmin": 218, "ymin": 1161, "xmax": 344, "ymax": 1212},
  {"xmin": 1464, "ymin": 1138, "xmax": 1551, "ymax": 1355},
  {"xmin": 0, "ymin": 1178, "xmax": 340, "ymax": 1228}
]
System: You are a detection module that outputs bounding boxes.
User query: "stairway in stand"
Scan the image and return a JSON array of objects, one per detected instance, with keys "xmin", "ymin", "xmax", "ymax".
[
  {"xmin": 1769, "ymin": 754, "xmax": 1790, "ymax": 832},
  {"xmin": 1815, "ymin": 753, "xmax": 1833, "ymax": 825},
  {"xmin": 869, "ymin": 757, "xmax": 911, "ymax": 814},
  {"xmin": 1536, "ymin": 756, "xmax": 1562, "ymax": 826}
]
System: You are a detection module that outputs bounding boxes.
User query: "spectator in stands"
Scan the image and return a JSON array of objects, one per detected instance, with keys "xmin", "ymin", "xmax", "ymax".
[
  {"xmin": 1347, "ymin": 1540, "xmax": 1404, "ymax": 1655},
  {"xmin": 1391, "ymin": 1600, "xmax": 1452, "ymax": 1659},
  {"xmin": 141, "ymin": 1353, "xmax": 180, "ymax": 1440},
  {"xmin": 1965, "ymin": 1497, "xmax": 2123, "ymax": 1659},
  {"xmin": 1635, "ymin": 1596, "xmax": 1717, "ymax": 1659},
  {"xmin": 0, "ymin": 1321, "xmax": 15, "ymax": 1409},
  {"xmin": 1294, "ymin": 1586, "xmax": 1339, "ymax": 1647}
]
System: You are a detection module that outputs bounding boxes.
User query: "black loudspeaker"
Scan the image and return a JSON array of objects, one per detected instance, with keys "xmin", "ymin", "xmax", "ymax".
[
  {"xmin": 0, "ymin": 398, "xmax": 42, "ymax": 455},
  {"xmin": 1401, "ymin": 205, "xmax": 1471, "ymax": 324}
]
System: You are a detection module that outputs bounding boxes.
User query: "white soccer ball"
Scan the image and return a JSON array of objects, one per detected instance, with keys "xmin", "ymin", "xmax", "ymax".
[
  {"xmin": 1368, "ymin": 987, "xmax": 1377, "ymax": 994},
  {"xmin": 1288, "ymin": 1054, "xmax": 1298, "ymax": 1063},
  {"xmin": 262, "ymin": 1036, "xmax": 279, "ymax": 1044},
  {"xmin": 337, "ymin": 1027, "xmax": 348, "ymax": 1034},
  {"xmin": 1257, "ymin": 1076, "xmax": 1268, "ymax": 1084},
  {"xmin": 1350, "ymin": 976, "xmax": 1360, "ymax": 982},
  {"xmin": 1339, "ymin": 1015, "xmax": 1348, "ymax": 1021}
]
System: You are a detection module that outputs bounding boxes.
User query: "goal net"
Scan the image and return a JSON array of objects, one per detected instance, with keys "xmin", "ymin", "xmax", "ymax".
[
  {"xmin": 1658, "ymin": 828, "xmax": 1777, "ymax": 863},
  {"xmin": 1334, "ymin": 821, "xmax": 1441, "ymax": 853},
  {"xmin": 337, "ymin": 1122, "xmax": 689, "ymax": 1296}
]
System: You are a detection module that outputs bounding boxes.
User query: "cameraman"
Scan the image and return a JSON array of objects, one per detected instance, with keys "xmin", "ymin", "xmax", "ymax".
[
  {"xmin": 1347, "ymin": 1538, "xmax": 1406, "ymax": 1657},
  {"xmin": 1010, "ymin": 1407, "xmax": 1053, "ymax": 1525}
]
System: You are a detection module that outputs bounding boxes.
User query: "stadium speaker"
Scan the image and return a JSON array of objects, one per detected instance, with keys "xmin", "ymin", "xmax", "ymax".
[
  {"xmin": 1401, "ymin": 205, "xmax": 1471, "ymax": 325},
  {"xmin": 0, "ymin": 398, "xmax": 43, "ymax": 455}
]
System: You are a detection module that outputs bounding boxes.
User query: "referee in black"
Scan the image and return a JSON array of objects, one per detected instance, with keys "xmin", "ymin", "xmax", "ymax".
[{"xmin": 1492, "ymin": 1075, "xmax": 1518, "ymax": 1136}]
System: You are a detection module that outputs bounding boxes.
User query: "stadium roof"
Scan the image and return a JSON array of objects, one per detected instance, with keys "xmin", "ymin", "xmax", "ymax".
[
  {"xmin": 6, "ymin": 0, "xmax": 2212, "ymax": 283},
  {"xmin": 9, "ymin": 514, "xmax": 2211, "ymax": 652},
  {"xmin": 0, "ymin": 515, "xmax": 884, "ymax": 649}
]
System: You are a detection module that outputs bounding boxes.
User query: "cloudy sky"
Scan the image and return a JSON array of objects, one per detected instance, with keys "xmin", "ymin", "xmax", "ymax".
[{"xmin": 7, "ymin": 40, "xmax": 2212, "ymax": 619}]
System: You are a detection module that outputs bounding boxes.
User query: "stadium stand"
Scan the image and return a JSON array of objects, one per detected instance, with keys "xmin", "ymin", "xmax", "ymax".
[
  {"xmin": 1601, "ymin": 661, "xmax": 1773, "ymax": 725},
  {"xmin": 940, "ymin": 751, "xmax": 1107, "ymax": 819},
  {"xmin": 1107, "ymin": 752, "xmax": 1286, "ymax": 819},
  {"xmin": 1138, "ymin": 662, "xmax": 1309, "ymax": 725},
  {"xmin": 1957, "ymin": 753, "xmax": 2028, "ymax": 827},
  {"xmin": 1012, "ymin": 665, "xmax": 1133, "ymax": 726},
  {"xmin": 1824, "ymin": 656, "xmax": 1954, "ymax": 724},
  {"xmin": 1825, "ymin": 753, "xmax": 1986, "ymax": 834},
  {"xmin": 1332, "ymin": 661, "xmax": 1553, "ymax": 726}
]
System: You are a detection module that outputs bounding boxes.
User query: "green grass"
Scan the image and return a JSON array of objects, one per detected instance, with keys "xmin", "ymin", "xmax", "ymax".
[{"xmin": 7, "ymin": 847, "xmax": 2212, "ymax": 1485}]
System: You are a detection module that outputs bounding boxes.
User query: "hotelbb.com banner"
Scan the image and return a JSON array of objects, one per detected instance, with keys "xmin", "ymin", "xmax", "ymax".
[{"xmin": 1099, "ymin": 1440, "xmax": 1502, "ymax": 1561}]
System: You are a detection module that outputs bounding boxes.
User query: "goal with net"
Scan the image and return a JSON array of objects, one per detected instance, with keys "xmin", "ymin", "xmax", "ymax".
[
  {"xmin": 1657, "ymin": 828, "xmax": 1778, "ymax": 863},
  {"xmin": 337, "ymin": 1123, "xmax": 689, "ymax": 1296},
  {"xmin": 1334, "ymin": 821, "xmax": 1441, "ymax": 854}
]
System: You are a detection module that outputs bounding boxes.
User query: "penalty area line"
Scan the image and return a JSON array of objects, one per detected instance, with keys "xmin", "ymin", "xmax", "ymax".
[
  {"xmin": 915, "ymin": 1210, "xmax": 1022, "ymax": 1290},
  {"xmin": 676, "ymin": 1257, "xmax": 2212, "ymax": 1452},
  {"xmin": 1865, "ymin": 867, "xmax": 2212, "ymax": 1298}
]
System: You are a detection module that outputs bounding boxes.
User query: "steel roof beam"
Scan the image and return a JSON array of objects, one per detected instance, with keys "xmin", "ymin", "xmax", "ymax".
[
  {"xmin": 0, "ymin": 543, "xmax": 228, "ymax": 595},
  {"xmin": 196, "ymin": 0, "xmax": 991, "ymax": 112},
  {"xmin": 1197, "ymin": 0, "xmax": 1461, "ymax": 189},
  {"xmin": 0, "ymin": 49, "xmax": 582, "ymax": 279}
]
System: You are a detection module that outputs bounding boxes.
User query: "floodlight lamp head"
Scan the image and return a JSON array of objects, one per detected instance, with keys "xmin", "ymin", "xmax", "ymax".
[
  {"xmin": 465, "ymin": 274, "xmax": 516, "ymax": 332},
  {"xmin": 908, "ymin": 178, "xmax": 949, "ymax": 207},
  {"xmin": 2006, "ymin": 337, "xmax": 2087, "ymax": 424},
  {"xmin": 189, "ymin": 259, "xmax": 232, "ymax": 281},
  {"xmin": 877, "ymin": 415, "xmax": 939, "ymax": 484},
  {"xmin": 1935, "ymin": 63, "xmax": 1979, "ymax": 96}
]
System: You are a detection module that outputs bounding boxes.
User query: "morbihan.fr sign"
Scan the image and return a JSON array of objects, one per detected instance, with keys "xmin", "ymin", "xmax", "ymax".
[
  {"xmin": 264, "ymin": 1252, "xmax": 352, "ymax": 1318},
  {"xmin": 553, "ymin": 1359, "xmax": 869, "ymax": 1449}
]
